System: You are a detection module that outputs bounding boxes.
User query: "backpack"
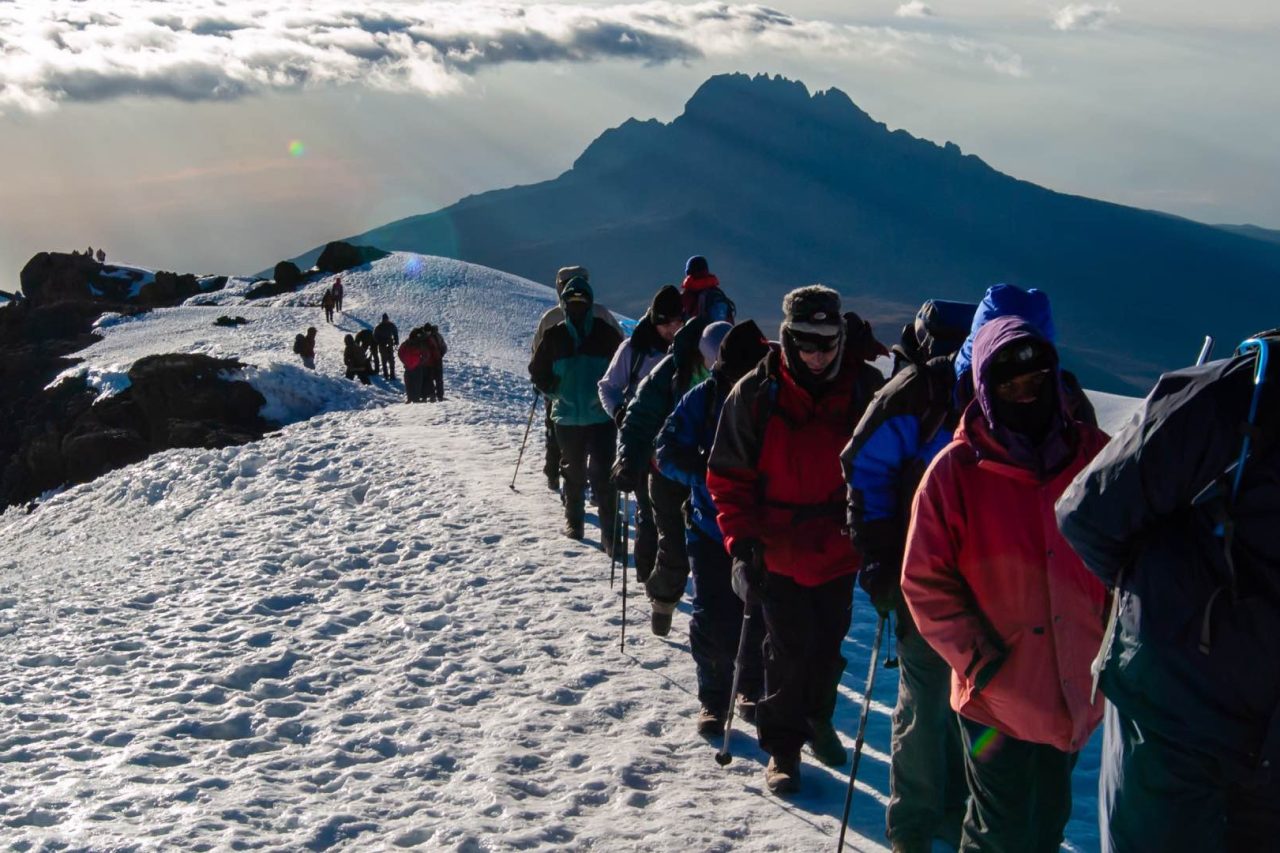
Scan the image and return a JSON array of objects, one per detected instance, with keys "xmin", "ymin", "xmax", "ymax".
[
  {"xmin": 293, "ymin": 334, "xmax": 305, "ymax": 355},
  {"xmin": 894, "ymin": 299, "xmax": 977, "ymax": 376},
  {"xmin": 688, "ymin": 287, "xmax": 736, "ymax": 324},
  {"xmin": 398, "ymin": 341, "xmax": 422, "ymax": 371}
]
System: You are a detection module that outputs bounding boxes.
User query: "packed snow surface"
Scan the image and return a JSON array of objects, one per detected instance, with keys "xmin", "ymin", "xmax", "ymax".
[{"xmin": 0, "ymin": 253, "xmax": 1135, "ymax": 850}]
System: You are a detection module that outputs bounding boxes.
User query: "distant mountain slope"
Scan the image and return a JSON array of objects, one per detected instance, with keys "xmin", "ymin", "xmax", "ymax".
[
  {"xmin": 293, "ymin": 73, "xmax": 1280, "ymax": 394},
  {"xmin": 1216, "ymin": 223, "xmax": 1280, "ymax": 247}
]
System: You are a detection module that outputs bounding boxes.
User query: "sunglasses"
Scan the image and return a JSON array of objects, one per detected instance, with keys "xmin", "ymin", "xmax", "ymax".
[
  {"xmin": 995, "ymin": 368, "xmax": 1052, "ymax": 397},
  {"xmin": 793, "ymin": 335, "xmax": 839, "ymax": 354}
]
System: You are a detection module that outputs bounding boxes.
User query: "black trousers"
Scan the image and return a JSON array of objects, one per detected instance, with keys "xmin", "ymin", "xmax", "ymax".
[
  {"xmin": 887, "ymin": 608, "xmax": 968, "ymax": 852},
  {"xmin": 543, "ymin": 399, "xmax": 560, "ymax": 481},
  {"xmin": 425, "ymin": 364, "xmax": 444, "ymax": 400},
  {"xmin": 756, "ymin": 572, "xmax": 855, "ymax": 756},
  {"xmin": 1101, "ymin": 702, "xmax": 1280, "ymax": 853},
  {"xmin": 377, "ymin": 344, "xmax": 395, "ymax": 379},
  {"xmin": 404, "ymin": 366, "xmax": 425, "ymax": 402},
  {"xmin": 631, "ymin": 467, "xmax": 657, "ymax": 583},
  {"xmin": 956, "ymin": 716, "xmax": 1078, "ymax": 853},
  {"xmin": 555, "ymin": 422, "xmax": 617, "ymax": 545},
  {"xmin": 688, "ymin": 529, "xmax": 764, "ymax": 711},
  {"xmin": 643, "ymin": 471, "xmax": 691, "ymax": 605}
]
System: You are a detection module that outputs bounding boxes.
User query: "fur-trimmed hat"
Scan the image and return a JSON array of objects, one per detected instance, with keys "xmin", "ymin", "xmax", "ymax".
[
  {"xmin": 555, "ymin": 265, "xmax": 590, "ymax": 294},
  {"xmin": 782, "ymin": 285, "xmax": 842, "ymax": 336}
]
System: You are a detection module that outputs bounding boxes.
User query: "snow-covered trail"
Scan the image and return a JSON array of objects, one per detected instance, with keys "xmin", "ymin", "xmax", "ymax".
[{"xmin": 0, "ymin": 394, "xmax": 892, "ymax": 851}]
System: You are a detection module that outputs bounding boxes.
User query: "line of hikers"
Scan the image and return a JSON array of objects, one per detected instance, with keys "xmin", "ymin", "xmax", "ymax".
[
  {"xmin": 293, "ymin": 307, "xmax": 448, "ymax": 403},
  {"xmin": 527, "ymin": 256, "xmax": 1280, "ymax": 852}
]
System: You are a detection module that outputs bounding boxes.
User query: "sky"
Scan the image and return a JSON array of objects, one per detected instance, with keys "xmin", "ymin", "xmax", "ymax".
[{"xmin": 1, "ymin": 1, "xmax": 1278, "ymax": 286}]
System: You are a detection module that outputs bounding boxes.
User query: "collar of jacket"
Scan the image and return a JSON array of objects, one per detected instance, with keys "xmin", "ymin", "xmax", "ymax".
[
  {"xmin": 681, "ymin": 273, "xmax": 720, "ymax": 293},
  {"xmin": 955, "ymin": 400, "xmax": 1080, "ymax": 482}
]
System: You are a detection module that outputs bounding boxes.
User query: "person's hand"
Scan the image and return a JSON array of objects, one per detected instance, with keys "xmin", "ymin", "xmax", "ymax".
[
  {"xmin": 730, "ymin": 538, "xmax": 766, "ymax": 603},
  {"xmin": 610, "ymin": 460, "xmax": 636, "ymax": 493},
  {"xmin": 858, "ymin": 561, "xmax": 901, "ymax": 618}
]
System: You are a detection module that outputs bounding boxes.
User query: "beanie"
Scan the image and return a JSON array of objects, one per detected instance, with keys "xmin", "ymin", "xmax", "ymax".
[
  {"xmin": 560, "ymin": 276, "xmax": 592, "ymax": 305},
  {"xmin": 699, "ymin": 322, "xmax": 733, "ymax": 369},
  {"xmin": 716, "ymin": 320, "xmax": 770, "ymax": 383},
  {"xmin": 650, "ymin": 285, "xmax": 683, "ymax": 325},
  {"xmin": 685, "ymin": 255, "xmax": 709, "ymax": 277}
]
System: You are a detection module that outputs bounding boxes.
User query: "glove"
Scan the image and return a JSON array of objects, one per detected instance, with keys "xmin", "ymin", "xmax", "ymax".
[
  {"xmin": 610, "ymin": 460, "xmax": 637, "ymax": 493},
  {"xmin": 730, "ymin": 538, "xmax": 766, "ymax": 603},
  {"xmin": 857, "ymin": 561, "xmax": 901, "ymax": 618}
]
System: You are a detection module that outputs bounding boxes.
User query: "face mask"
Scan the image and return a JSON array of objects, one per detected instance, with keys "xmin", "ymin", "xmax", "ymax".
[{"xmin": 992, "ymin": 384, "xmax": 1057, "ymax": 441}]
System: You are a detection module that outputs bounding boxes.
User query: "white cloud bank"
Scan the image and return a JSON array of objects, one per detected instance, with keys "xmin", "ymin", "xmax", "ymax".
[
  {"xmin": 1052, "ymin": 3, "xmax": 1120, "ymax": 32},
  {"xmin": 0, "ymin": 1, "xmax": 1026, "ymax": 114},
  {"xmin": 895, "ymin": 2, "xmax": 936, "ymax": 19}
]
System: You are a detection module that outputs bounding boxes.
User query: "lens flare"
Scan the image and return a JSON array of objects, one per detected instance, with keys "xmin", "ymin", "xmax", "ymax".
[
  {"xmin": 971, "ymin": 726, "xmax": 1001, "ymax": 760},
  {"xmin": 288, "ymin": 140, "xmax": 306, "ymax": 158}
]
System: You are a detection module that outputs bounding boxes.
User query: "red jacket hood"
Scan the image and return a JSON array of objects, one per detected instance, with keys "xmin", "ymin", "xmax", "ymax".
[{"xmin": 681, "ymin": 273, "xmax": 720, "ymax": 292}]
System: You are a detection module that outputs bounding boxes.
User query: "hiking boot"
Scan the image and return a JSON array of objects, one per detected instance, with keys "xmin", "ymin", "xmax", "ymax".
[
  {"xmin": 563, "ymin": 520, "xmax": 584, "ymax": 541},
  {"xmin": 546, "ymin": 473, "xmax": 560, "ymax": 492},
  {"xmin": 735, "ymin": 694, "xmax": 758, "ymax": 725},
  {"xmin": 650, "ymin": 609, "xmax": 672, "ymax": 637},
  {"xmin": 765, "ymin": 752, "xmax": 801, "ymax": 795},
  {"xmin": 807, "ymin": 719, "xmax": 847, "ymax": 767},
  {"xmin": 600, "ymin": 534, "xmax": 616, "ymax": 559},
  {"xmin": 696, "ymin": 706, "xmax": 725, "ymax": 738}
]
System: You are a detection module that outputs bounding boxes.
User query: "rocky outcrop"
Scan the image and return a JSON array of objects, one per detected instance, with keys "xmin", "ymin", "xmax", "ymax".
[
  {"xmin": 1, "ymin": 353, "xmax": 269, "ymax": 508},
  {"xmin": 19, "ymin": 252, "xmax": 224, "ymax": 307},
  {"xmin": 315, "ymin": 241, "xmax": 389, "ymax": 273}
]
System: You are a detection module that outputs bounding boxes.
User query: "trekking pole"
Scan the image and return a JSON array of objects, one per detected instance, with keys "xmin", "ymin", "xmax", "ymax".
[
  {"xmin": 714, "ymin": 601, "xmax": 757, "ymax": 767},
  {"xmin": 611, "ymin": 489, "xmax": 622, "ymax": 588},
  {"xmin": 509, "ymin": 391, "xmax": 540, "ymax": 491},
  {"xmin": 1088, "ymin": 333, "xmax": 1215, "ymax": 702},
  {"xmin": 836, "ymin": 614, "xmax": 887, "ymax": 853},
  {"xmin": 620, "ymin": 494, "xmax": 629, "ymax": 653},
  {"xmin": 883, "ymin": 612, "xmax": 899, "ymax": 670}
]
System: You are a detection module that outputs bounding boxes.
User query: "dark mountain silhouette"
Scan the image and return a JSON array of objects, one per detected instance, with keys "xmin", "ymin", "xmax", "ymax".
[{"xmin": 290, "ymin": 72, "xmax": 1280, "ymax": 394}]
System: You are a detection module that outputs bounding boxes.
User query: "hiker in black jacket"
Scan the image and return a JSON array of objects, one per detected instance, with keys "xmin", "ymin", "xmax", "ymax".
[
  {"xmin": 1057, "ymin": 331, "xmax": 1280, "ymax": 853},
  {"xmin": 374, "ymin": 314, "xmax": 399, "ymax": 380}
]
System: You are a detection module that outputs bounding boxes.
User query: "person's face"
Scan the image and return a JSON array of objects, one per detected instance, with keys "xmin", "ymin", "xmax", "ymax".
[
  {"xmin": 565, "ymin": 300, "xmax": 589, "ymax": 322},
  {"xmin": 793, "ymin": 333, "xmax": 839, "ymax": 374},
  {"xmin": 656, "ymin": 318, "xmax": 682, "ymax": 343},
  {"xmin": 994, "ymin": 369, "xmax": 1052, "ymax": 404}
]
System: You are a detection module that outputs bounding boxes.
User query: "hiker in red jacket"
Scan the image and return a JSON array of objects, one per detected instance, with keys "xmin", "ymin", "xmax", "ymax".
[
  {"xmin": 680, "ymin": 255, "xmax": 735, "ymax": 323},
  {"xmin": 332, "ymin": 276, "xmax": 344, "ymax": 312},
  {"xmin": 399, "ymin": 330, "xmax": 428, "ymax": 403},
  {"xmin": 707, "ymin": 285, "xmax": 885, "ymax": 795},
  {"xmin": 901, "ymin": 315, "xmax": 1110, "ymax": 852}
]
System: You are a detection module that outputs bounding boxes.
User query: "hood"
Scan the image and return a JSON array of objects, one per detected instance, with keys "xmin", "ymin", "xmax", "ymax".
[
  {"xmin": 955, "ymin": 284, "xmax": 1055, "ymax": 380},
  {"xmin": 715, "ymin": 320, "xmax": 771, "ymax": 386},
  {"xmin": 630, "ymin": 314, "xmax": 667, "ymax": 354},
  {"xmin": 673, "ymin": 316, "xmax": 709, "ymax": 363}
]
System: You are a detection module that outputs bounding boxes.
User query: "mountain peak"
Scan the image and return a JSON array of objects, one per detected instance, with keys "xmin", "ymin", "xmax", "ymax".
[{"xmin": 681, "ymin": 71, "xmax": 880, "ymax": 135}]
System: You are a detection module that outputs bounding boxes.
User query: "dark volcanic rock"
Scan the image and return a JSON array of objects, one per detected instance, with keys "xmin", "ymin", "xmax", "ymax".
[{"xmin": 315, "ymin": 241, "xmax": 389, "ymax": 273}]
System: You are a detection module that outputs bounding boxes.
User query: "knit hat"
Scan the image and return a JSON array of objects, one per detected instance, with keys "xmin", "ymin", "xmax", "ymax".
[
  {"xmin": 716, "ymin": 320, "xmax": 770, "ymax": 383},
  {"xmin": 782, "ymin": 285, "xmax": 843, "ymax": 337},
  {"xmin": 555, "ymin": 265, "xmax": 590, "ymax": 294},
  {"xmin": 685, "ymin": 255, "xmax": 709, "ymax": 277},
  {"xmin": 699, "ymin": 322, "xmax": 733, "ymax": 369},
  {"xmin": 649, "ymin": 285, "xmax": 683, "ymax": 325}
]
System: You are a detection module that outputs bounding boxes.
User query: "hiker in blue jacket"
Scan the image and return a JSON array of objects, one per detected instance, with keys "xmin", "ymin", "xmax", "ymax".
[
  {"xmin": 656, "ymin": 320, "xmax": 770, "ymax": 737},
  {"xmin": 1057, "ymin": 330, "xmax": 1280, "ymax": 853}
]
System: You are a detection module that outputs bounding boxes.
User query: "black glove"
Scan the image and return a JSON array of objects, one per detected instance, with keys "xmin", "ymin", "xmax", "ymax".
[
  {"xmin": 858, "ymin": 561, "xmax": 901, "ymax": 618},
  {"xmin": 730, "ymin": 538, "xmax": 766, "ymax": 603},
  {"xmin": 610, "ymin": 460, "xmax": 637, "ymax": 493}
]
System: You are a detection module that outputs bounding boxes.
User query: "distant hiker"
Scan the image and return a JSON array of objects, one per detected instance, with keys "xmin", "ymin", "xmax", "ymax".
[
  {"xmin": 1058, "ymin": 331, "xmax": 1280, "ymax": 853},
  {"xmin": 529, "ymin": 276, "xmax": 623, "ymax": 552},
  {"xmin": 343, "ymin": 334, "xmax": 373, "ymax": 384},
  {"xmin": 322, "ymin": 288, "xmax": 336, "ymax": 323},
  {"xmin": 333, "ymin": 276, "xmax": 344, "ymax": 312},
  {"xmin": 95, "ymin": 248, "xmax": 106, "ymax": 264},
  {"xmin": 423, "ymin": 323, "xmax": 448, "ymax": 402},
  {"xmin": 707, "ymin": 286, "xmax": 886, "ymax": 795},
  {"xmin": 840, "ymin": 298, "xmax": 978, "ymax": 853},
  {"xmin": 532, "ymin": 266, "xmax": 623, "ymax": 493},
  {"xmin": 680, "ymin": 255, "xmax": 735, "ymax": 324},
  {"xmin": 399, "ymin": 329, "xmax": 428, "ymax": 402},
  {"xmin": 85, "ymin": 245, "xmax": 94, "ymax": 258},
  {"xmin": 597, "ymin": 284, "xmax": 684, "ymax": 582},
  {"xmin": 355, "ymin": 328, "xmax": 379, "ymax": 375},
  {"xmin": 614, "ymin": 315, "xmax": 711, "ymax": 635},
  {"xmin": 656, "ymin": 320, "xmax": 770, "ymax": 737},
  {"xmin": 374, "ymin": 313, "xmax": 400, "ymax": 380},
  {"xmin": 902, "ymin": 317, "xmax": 1110, "ymax": 851},
  {"xmin": 293, "ymin": 326, "xmax": 317, "ymax": 370}
]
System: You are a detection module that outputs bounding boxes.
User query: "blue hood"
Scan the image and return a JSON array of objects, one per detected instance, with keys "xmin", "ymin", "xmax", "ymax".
[{"xmin": 955, "ymin": 283, "xmax": 1056, "ymax": 379}]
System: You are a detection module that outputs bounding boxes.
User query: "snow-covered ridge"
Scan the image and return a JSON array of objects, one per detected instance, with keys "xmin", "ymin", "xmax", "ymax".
[{"xmin": 1, "ymin": 251, "xmax": 1139, "ymax": 850}]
